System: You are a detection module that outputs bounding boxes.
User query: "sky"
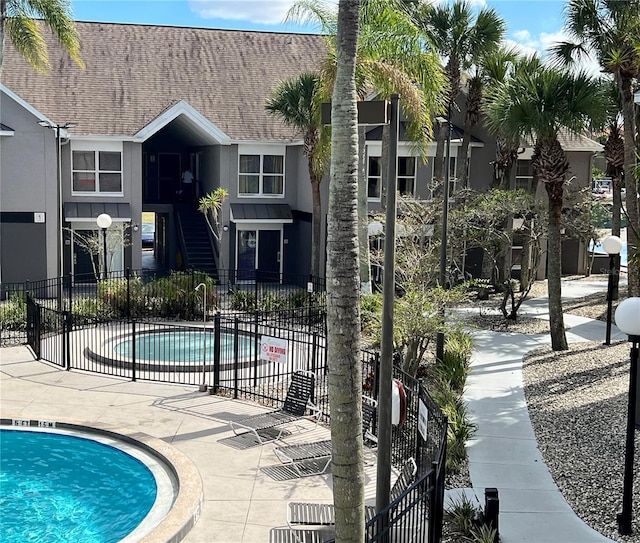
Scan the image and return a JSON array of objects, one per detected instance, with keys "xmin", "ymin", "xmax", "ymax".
[{"xmin": 70, "ymin": 0, "xmax": 581, "ymax": 63}]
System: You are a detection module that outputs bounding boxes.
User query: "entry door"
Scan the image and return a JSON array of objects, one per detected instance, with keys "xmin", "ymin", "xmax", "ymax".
[
  {"xmin": 158, "ymin": 153, "xmax": 181, "ymax": 202},
  {"xmin": 73, "ymin": 230, "xmax": 98, "ymax": 282},
  {"xmin": 257, "ymin": 230, "xmax": 280, "ymax": 282},
  {"xmin": 237, "ymin": 230, "xmax": 257, "ymax": 281}
]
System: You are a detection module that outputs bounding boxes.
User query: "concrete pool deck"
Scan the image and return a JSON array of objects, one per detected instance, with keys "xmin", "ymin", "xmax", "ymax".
[{"xmin": 0, "ymin": 346, "xmax": 380, "ymax": 542}]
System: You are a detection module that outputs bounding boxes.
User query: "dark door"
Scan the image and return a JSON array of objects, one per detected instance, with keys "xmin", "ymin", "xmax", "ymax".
[
  {"xmin": 73, "ymin": 230, "xmax": 98, "ymax": 282},
  {"xmin": 158, "ymin": 153, "xmax": 181, "ymax": 202},
  {"xmin": 257, "ymin": 230, "xmax": 280, "ymax": 282}
]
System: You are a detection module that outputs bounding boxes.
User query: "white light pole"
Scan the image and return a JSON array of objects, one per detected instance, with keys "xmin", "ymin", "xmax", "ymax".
[
  {"xmin": 615, "ymin": 297, "xmax": 640, "ymax": 534},
  {"xmin": 435, "ymin": 107, "xmax": 452, "ymax": 363},
  {"xmin": 195, "ymin": 282, "xmax": 208, "ymax": 392},
  {"xmin": 603, "ymin": 235, "xmax": 623, "ymax": 345},
  {"xmin": 96, "ymin": 213, "xmax": 112, "ymax": 280}
]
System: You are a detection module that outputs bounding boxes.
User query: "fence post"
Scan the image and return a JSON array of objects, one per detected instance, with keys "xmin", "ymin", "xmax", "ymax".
[
  {"xmin": 126, "ymin": 267, "xmax": 131, "ymax": 320},
  {"xmin": 131, "ymin": 319, "xmax": 136, "ymax": 382},
  {"xmin": 234, "ymin": 316, "xmax": 239, "ymax": 399},
  {"xmin": 63, "ymin": 310, "xmax": 72, "ymax": 371},
  {"xmin": 213, "ymin": 312, "xmax": 221, "ymax": 392},
  {"xmin": 67, "ymin": 272, "xmax": 73, "ymax": 315}
]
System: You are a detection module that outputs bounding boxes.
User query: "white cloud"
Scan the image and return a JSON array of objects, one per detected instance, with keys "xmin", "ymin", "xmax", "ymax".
[
  {"xmin": 188, "ymin": 0, "xmax": 298, "ymax": 26},
  {"xmin": 508, "ymin": 28, "xmax": 602, "ymax": 77}
]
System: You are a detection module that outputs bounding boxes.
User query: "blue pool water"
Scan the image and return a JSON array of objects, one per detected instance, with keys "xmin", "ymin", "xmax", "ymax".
[
  {"xmin": 0, "ymin": 429, "xmax": 157, "ymax": 543},
  {"xmin": 114, "ymin": 330, "xmax": 254, "ymax": 363},
  {"xmin": 589, "ymin": 240, "xmax": 628, "ymax": 267}
]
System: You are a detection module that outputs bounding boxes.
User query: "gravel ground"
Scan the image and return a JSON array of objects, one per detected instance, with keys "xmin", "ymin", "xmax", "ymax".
[{"xmin": 450, "ymin": 274, "xmax": 640, "ymax": 542}]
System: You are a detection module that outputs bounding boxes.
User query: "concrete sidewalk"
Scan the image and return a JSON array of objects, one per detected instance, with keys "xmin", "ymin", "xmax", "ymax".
[{"xmin": 464, "ymin": 278, "xmax": 626, "ymax": 542}]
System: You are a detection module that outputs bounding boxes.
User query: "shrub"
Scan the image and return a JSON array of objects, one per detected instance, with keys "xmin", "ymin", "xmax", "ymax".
[
  {"xmin": 145, "ymin": 271, "xmax": 216, "ymax": 320},
  {"xmin": 361, "ymin": 292, "xmax": 382, "ymax": 334},
  {"xmin": 436, "ymin": 329, "xmax": 473, "ymax": 393},
  {"xmin": 71, "ymin": 297, "xmax": 113, "ymax": 324},
  {"xmin": 97, "ymin": 276, "xmax": 145, "ymax": 317},
  {"xmin": 446, "ymin": 494, "xmax": 483, "ymax": 538},
  {"xmin": 0, "ymin": 293, "xmax": 26, "ymax": 331},
  {"xmin": 230, "ymin": 291, "xmax": 256, "ymax": 312}
]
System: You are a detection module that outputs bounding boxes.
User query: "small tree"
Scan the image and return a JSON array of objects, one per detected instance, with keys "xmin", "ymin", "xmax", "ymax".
[
  {"xmin": 198, "ymin": 188, "xmax": 229, "ymax": 269},
  {"xmin": 68, "ymin": 224, "xmax": 131, "ymax": 279}
]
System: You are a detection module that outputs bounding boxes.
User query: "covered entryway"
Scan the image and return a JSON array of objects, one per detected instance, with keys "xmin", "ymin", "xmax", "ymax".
[{"xmin": 231, "ymin": 203, "xmax": 292, "ymax": 283}]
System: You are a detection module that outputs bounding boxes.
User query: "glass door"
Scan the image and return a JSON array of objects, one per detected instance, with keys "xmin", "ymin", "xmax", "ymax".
[{"xmin": 237, "ymin": 230, "xmax": 257, "ymax": 282}]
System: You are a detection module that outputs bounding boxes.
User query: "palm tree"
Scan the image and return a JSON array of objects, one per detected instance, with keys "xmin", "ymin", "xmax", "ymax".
[
  {"xmin": 327, "ymin": 3, "xmax": 363, "ymax": 541},
  {"xmin": 287, "ymin": 0, "xmax": 445, "ymax": 291},
  {"xmin": 0, "ymin": 0, "xmax": 83, "ymax": 73},
  {"xmin": 266, "ymin": 72, "xmax": 328, "ymax": 278},
  {"xmin": 198, "ymin": 188, "xmax": 229, "ymax": 269},
  {"xmin": 484, "ymin": 66, "xmax": 605, "ymax": 351},
  {"xmin": 413, "ymin": 1, "xmax": 505, "ymax": 185},
  {"xmin": 551, "ymin": 0, "xmax": 640, "ymax": 296}
]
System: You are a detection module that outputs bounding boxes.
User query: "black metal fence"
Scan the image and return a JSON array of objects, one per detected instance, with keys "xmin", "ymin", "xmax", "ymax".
[
  {"xmin": 1, "ymin": 268, "xmax": 326, "ymax": 345},
  {"xmin": 21, "ymin": 270, "xmax": 448, "ymax": 541}
]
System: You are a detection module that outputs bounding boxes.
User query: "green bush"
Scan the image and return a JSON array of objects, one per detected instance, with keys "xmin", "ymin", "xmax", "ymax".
[
  {"xmin": 361, "ymin": 292, "xmax": 382, "ymax": 334},
  {"xmin": 145, "ymin": 271, "xmax": 216, "ymax": 320},
  {"xmin": 97, "ymin": 276, "xmax": 145, "ymax": 317},
  {"xmin": 446, "ymin": 494, "xmax": 482, "ymax": 538},
  {"xmin": 230, "ymin": 290, "xmax": 256, "ymax": 312},
  {"xmin": 71, "ymin": 297, "xmax": 113, "ymax": 324},
  {"xmin": 0, "ymin": 293, "xmax": 26, "ymax": 331},
  {"xmin": 436, "ymin": 329, "xmax": 474, "ymax": 393}
]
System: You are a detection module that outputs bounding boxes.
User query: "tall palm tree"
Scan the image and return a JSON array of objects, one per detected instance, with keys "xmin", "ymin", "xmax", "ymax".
[
  {"xmin": 287, "ymin": 0, "xmax": 445, "ymax": 291},
  {"xmin": 413, "ymin": 1, "xmax": 505, "ymax": 185},
  {"xmin": 266, "ymin": 72, "xmax": 329, "ymax": 278},
  {"xmin": 327, "ymin": 3, "xmax": 363, "ymax": 542},
  {"xmin": 484, "ymin": 66, "xmax": 605, "ymax": 351},
  {"xmin": 0, "ymin": 0, "xmax": 83, "ymax": 72},
  {"xmin": 551, "ymin": 0, "xmax": 640, "ymax": 295}
]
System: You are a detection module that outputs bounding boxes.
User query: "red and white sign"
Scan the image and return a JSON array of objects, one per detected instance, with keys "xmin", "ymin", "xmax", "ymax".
[{"xmin": 260, "ymin": 336, "xmax": 288, "ymax": 364}]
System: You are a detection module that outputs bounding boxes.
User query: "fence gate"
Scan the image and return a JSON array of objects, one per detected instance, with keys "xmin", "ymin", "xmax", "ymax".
[{"xmin": 26, "ymin": 294, "xmax": 41, "ymax": 358}]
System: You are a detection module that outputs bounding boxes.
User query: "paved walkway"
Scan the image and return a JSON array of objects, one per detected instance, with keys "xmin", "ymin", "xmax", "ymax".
[{"xmin": 464, "ymin": 279, "xmax": 626, "ymax": 542}]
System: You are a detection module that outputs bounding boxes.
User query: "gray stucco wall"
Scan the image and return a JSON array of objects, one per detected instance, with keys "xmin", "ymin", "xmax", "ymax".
[{"xmin": 1, "ymin": 91, "xmax": 58, "ymax": 282}]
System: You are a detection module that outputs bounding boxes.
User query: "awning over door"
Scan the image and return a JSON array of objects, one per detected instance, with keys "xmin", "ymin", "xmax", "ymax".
[
  {"xmin": 230, "ymin": 203, "xmax": 293, "ymax": 224},
  {"xmin": 64, "ymin": 202, "xmax": 132, "ymax": 222}
]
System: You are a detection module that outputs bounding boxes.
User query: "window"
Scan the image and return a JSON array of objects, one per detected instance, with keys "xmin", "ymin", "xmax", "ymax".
[
  {"xmin": 398, "ymin": 157, "xmax": 416, "ymax": 197},
  {"xmin": 516, "ymin": 160, "xmax": 534, "ymax": 191},
  {"xmin": 239, "ymin": 154, "xmax": 284, "ymax": 196},
  {"xmin": 428, "ymin": 157, "xmax": 457, "ymax": 199},
  {"xmin": 72, "ymin": 150, "xmax": 122, "ymax": 194},
  {"xmin": 367, "ymin": 156, "xmax": 382, "ymax": 199}
]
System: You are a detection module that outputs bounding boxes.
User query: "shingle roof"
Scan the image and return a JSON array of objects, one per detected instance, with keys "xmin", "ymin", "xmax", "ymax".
[{"xmin": 1, "ymin": 22, "xmax": 327, "ymax": 141}]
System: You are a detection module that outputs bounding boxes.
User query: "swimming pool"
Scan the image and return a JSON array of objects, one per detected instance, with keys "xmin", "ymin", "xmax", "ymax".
[
  {"xmin": 113, "ymin": 329, "xmax": 255, "ymax": 364},
  {"xmin": 0, "ymin": 427, "xmax": 171, "ymax": 543}
]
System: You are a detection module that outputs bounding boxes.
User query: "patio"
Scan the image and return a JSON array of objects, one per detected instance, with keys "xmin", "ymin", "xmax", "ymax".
[{"xmin": 0, "ymin": 345, "xmax": 381, "ymax": 543}]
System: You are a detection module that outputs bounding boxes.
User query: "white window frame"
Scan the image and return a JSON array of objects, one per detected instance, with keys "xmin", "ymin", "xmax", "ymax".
[
  {"xmin": 237, "ymin": 144, "xmax": 285, "ymax": 198},
  {"xmin": 397, "ymin": 156, "xmax": 416, "ymax": 197},
  {"xmin": 515, "ymin": 159, "xmax": 534, "ymax": 191},
  {"xmin": 365, "ymin": 142, "xmax": 419, "ymax": 201},
  {"xmin": 428, "ymin": 156, "xmax": 457, "ymax": 200},
  {"xmin": 71, "ymin": 140, "xmax": 124, "ymax": 196},
  {"xmin": 367, "ymin": 155, "xmax": 383, "ymax": 201}
]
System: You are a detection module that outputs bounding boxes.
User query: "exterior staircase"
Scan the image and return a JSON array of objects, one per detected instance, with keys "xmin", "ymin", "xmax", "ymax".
[{"xmin": 175, "ymin": 203, "xmax": 218, "ymax": 279}]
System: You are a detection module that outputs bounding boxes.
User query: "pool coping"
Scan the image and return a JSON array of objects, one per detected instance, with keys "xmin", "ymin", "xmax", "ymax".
[{"xmin": 1, "ymin": 415, "xmax": 203, "ymax": 543}]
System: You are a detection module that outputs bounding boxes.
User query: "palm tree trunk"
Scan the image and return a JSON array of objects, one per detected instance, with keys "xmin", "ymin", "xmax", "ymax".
[
  {"xmin": 311, "ymin": 178, "xmax": 322, "ymax": 278},
  {"xmin": 619, "ymin": 75, "xmax": 640, "ymax": 296},
  {"xmin": 358, "ymin": 126, "xmax": 372, "ymax": 292},
  {"xmin": 328, "ymin": 2, "xmax": 364, "ymax": 542},
  {"xmin": 545, "ymin": 182, "xmax": 568, "ymax": 351}
]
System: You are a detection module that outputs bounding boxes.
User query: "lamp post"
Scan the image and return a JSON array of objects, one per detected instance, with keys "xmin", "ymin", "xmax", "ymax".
[
  {"xmin": 376, "ymin": 94, "xmax": 399, "ymax": 513},
  {"xmin": 96, "ymin": 213, "xmax": 112, "ymax": 280},
  {"xmin": 603, "ymin": 235, "xmax": 623, "ymax": 345},
  {"xmin": 435, "ymin": 106, "xmax": 453, "ymax": 363},
  {"xmin": 195, "ymin": 282, "xmax": 208, "ymax": 392},
  {"xmin": 615, "ymin": 297, "xmax": 640, "ymax": 535},
  {"xmin": 37, "ymin": 120, "xmax": 76, "ymax": 304}
]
